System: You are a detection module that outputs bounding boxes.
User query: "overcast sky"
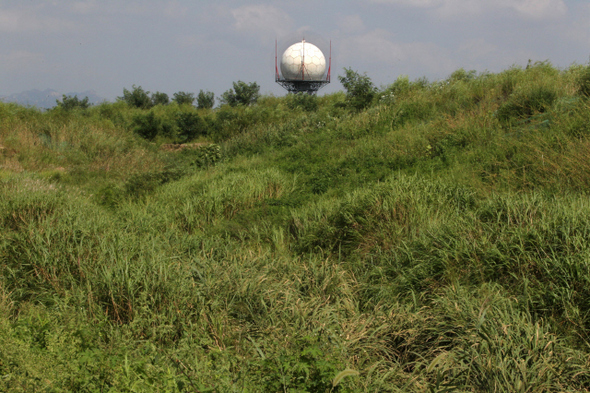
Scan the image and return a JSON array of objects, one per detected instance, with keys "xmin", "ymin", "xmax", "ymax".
[{"xmin": 1, "ymin": 0, "xmax": 589, "ymax": 101}]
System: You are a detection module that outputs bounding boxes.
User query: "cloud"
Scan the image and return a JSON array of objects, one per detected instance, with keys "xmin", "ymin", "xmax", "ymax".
[
  {"xmin": 336, "ymin": 14, "xmax": 365, "ymax": 33},
  {"xmin": 498, "ymin": 0, "xmax": 567, "ymax": 19},
  {"xmin": 0, "ymin": 6, "xmax": 77, "ymax": 33},
  {"xmin": 369, "ymin": 0, "xmax": 442, "ymax": 7},
  {"xmin": 368, "ymin": 0, "xmax": 567, "ymax": 19},
  {"xmin": 340, "ymin": 29, "xmax": 455, "ymax": 76},
  {"xmin": 1, "ymin": 50, "xmax": 44, "ymax": 72},
  {"xmin": 457, "ymin": 38, "xmax": 498, "ymax": 60},
  {"xmin": 163, "ymin": 1, "xmax": 190, "ymax": 19},
  {"xmin": 70, "ymin": 1, "xmax": 99, "ymax": 15},
  {"xmin": 231, "ymin": 4, "xmax": 294, "ymax": 42}
]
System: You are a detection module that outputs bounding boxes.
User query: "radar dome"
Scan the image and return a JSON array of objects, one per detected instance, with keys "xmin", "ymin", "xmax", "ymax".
[{"xmin": 280, "ymin": 41, "xmax": 326, "ymax": 81}]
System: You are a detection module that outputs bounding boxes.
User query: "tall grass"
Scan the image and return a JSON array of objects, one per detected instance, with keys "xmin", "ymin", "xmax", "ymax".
[{"xmin": 2, "ymin": 62, "xmax": 590, "ymax": 391}]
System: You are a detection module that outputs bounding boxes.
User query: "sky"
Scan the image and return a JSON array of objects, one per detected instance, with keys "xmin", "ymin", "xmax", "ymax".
[{"xmin": 1, "ymin": 0, "xmax": 589, "ymax": 101}]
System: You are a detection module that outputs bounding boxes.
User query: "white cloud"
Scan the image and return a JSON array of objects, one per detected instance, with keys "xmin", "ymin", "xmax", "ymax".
[
  {"xmin": 340, "ymin": 29, "xmax": 455, "ymax": 76},
  {"xmin": 70, "ymin": 1, "xmax": 98, "ymax": 15},
  {"xmin": 1, "ymin": 50, "xmax": 44, "ymax": 72},
  {"xmin": 231, "ymin": 5, "xmax": 294, "ymax": 41},
  {"xmin": 369, "ymin": 0, "xmax": 443, "ymax": 7},
  {"xmin": 0, "ymin": 6, "xmax": 77, "ymax": 33},
  {"xmin": 163, "ymin": 1, "xmax": 190, "ymax": 19},
  {"xmin": 458, "ymin": 39, "xmax": 498, "ymax": 60},
  {"xmin": 336, "ymin": 14, "xmax": 365, "ymax": 33},
  {"xmin": 498, "ymin": 0, "xmax": 567, "ymax": 19},
  {"xmin": 369, "ymin": 0, "xmax": 567, "ymax": 19}
]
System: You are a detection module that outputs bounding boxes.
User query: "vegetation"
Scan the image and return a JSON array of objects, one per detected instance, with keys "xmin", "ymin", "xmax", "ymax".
[
  {"xmin": 55, "ymin": 94, "xmax": 91, "ymax": 111},
  {"xmin": 339, "ymin": 67, "xmax": 377, "ymax": 111},
  {"xmin": 220, "ymin": 81, "xmax": 260, "ymax": 107},
  {"xmin": 2, "ymin": 62, "xmax": 590, "ymax": 391},
  {"xmin": 173, "ymin": 92, "xmax": 196, "ymax": 106},
  {"xmin": 197, "ymin": 90, "xmax": 215, "ymax": 109}
]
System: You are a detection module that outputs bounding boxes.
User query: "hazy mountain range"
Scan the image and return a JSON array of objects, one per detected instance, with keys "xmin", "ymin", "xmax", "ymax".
[{"xmin": 0, "ymin": 89, "xmax": 105, "ymax": 109}]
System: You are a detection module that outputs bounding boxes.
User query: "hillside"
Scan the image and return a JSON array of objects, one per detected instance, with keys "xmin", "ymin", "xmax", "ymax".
[{"xmin": 1, "ymin": 62, "xmax": 590, "ymax": 391}]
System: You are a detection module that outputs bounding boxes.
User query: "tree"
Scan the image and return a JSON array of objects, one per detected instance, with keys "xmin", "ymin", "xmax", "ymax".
[
  {"xmin": 338, "ymin": 68, "xmax": 376, "ymax": 111},
  {"xmin": 119, "ymin": 85, "xmax": 153, "ymax": 109},
  {"xmin": 173, "ymin": 92, "xmax": 196, "ymax": 106},
  {"xmin": 176, "ymin": 111, "xmax": 207, "ymax": 143},
  {"xmin": 151, "ymin": 91, "xmax": 170, "ymax": 106},
  {"xmin": 220, "ymin": 81, "xmax": 259, "ymax": 107},
  {"xmin": 197, "ymin": 90, "xmax": 215, "ymax": 109},
  {"xmin": 132, "ymin": 111, "xmax": 161, "ymax": 140},
  {"xmin": 55, "ymin": 94, "xmax": 91, "ymax": 111}
]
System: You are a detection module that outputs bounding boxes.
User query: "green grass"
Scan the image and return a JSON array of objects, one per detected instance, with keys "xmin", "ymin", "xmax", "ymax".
[{"xmin": 2, "ymin": 62, "xmax": 590, "ymax": 391}]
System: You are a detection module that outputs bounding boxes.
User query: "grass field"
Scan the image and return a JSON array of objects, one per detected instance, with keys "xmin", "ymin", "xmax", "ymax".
[{"xmin": 2, "ymin": 62, "xmax": 590, "ymax": 391}]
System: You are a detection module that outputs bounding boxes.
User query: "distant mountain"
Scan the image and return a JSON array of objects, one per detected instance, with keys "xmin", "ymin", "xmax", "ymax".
[{"xmin": 0, "ymin": 89, "xmax": 105, "ymax": 109}]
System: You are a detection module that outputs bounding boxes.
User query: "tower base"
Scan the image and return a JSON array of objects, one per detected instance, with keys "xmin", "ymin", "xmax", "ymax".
[{"xmin": 276, "ymin": 79, "xmax": 330, "ymax": 95}]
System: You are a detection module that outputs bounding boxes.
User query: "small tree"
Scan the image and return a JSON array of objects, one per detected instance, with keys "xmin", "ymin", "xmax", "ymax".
[
  {"xmin": 173, "ymin": 92, "xmax": 196, "ymax": 106},
  {"xmin": 220, "ymin": 81, "xmax": 259, "ymax": 107},
  {"xmin": 119, "ymin": 85, "xmax": 153, "ymax": 109},
  {"xmin": 151, "ymin": 91, "xmax": 170, "ymax": 106},
  {"xmin": 338, "ymin": 68, "xmax": 376, "ymax": 111},
  {"xmin": 176, "ymin": 111, "xmax": 206, "ymax": 143},
  {"xmin": 132, "ymin": 110, "xmax": 161, "ymax": 140},
  {"xmin": 55, "ymin": 94, "xmax": 91, "ymax": 111},
  {"xmin": 197, "ymin": 90, "xmax": 215, "ymax": 109}
]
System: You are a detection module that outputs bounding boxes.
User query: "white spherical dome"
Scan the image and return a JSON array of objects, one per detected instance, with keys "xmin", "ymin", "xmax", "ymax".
[{"xmin": 280, "ymin": 41, "xmax": 326, "ymax": 81}]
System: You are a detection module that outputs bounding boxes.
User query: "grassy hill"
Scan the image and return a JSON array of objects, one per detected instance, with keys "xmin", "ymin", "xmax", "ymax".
[{"xmin": 2, "ymin": 62, "xmax": 590, "ymax": 391}]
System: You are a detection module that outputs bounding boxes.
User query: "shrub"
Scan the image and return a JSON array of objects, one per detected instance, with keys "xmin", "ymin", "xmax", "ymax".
[
  {"xmin": 220, "ymin": 81, "xmax": 260, "ymax": 107},
  {"xmin": 496, "ymin": 86, "xmax": 557, "ymax": 123},
  {"xmin": 286, "ymin": 92, "xmax": 318, "ymax": 112},
  {"xmin": 448, "ymin": 68, "xmax": 477, "ymax": 83},
  {"xmin": 132, "ymin": 110, "xmax": 162, "ymax": 140},
  {"xmin": 119, "ymin": 85, "xmax": 153, "ymax": 109},
  {"xmin": 576, "ymin": 66, "xmax": 590, "ymax": 98},
  {"xmin": 197, "ymin": 90, "xmax": 215, "ymax": 109},
  {"xmin": 151, "ymin": 91, "xmax": 170, "ymax": 106},
  {"xmin": 175, "ymin": 111, "xmax": 206, "ymax": 143},
  {"xmin": 338, "ymin": 68, "xmax": 376, "ymax": 111},
  {"xmin": 173, "ymin": 92, "xmax": 196, "ymax": 106},
  {"xmin": 55, "ymin": 95, "xmax": 91, "ymax": 111}
]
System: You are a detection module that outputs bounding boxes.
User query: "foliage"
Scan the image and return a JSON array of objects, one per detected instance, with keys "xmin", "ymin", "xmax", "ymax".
[
  {"xmin": 118, "ymin": 85, "xmax": 153, "ymax": 109},
  {"xmin": 132, "ymin": 110, "xmax": 169, "ymax": 140},
  {"xmin": 197, "ymin": 89, "xmax": 215, "ymax": 109},
  {"xmin": 220, "ymin": 81, "xmax": 260, "ymax": 107},
  {"xmin": 576, "ymin": 65, "xmax": 590, "ymax": 98},
  {"xmin": 175, "ymin": 110, "xmax": 206, "ymax": 142},
  {"xmin": 3, "ymin": 63, "xmax": 590, "ymax": 391},
  {"xmin": 55, "ymin": 94, "xmax": 91, "ymax": 111},
  {"xmin": 286, "ymin": 92, "xmax": 319, "ymax": 112},
  {"xmin": 495, "ymin": 85, "xmax": 557, "ymax": 124},
  {"xmin": 338, "ymin": 67, "xmax": 376, "ymax": 111},
  {"xmin": 151, "ymin": 91, "xmax": 170, "ymax": 106},
  {"xmin": 173, "ymin": 91, "xmax": 196, "ymax": 106}
]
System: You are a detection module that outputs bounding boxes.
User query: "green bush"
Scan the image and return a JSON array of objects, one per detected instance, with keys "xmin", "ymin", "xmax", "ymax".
[
  {"xmin": 576, "ymin": 66, "xmax": 590, "ymax": 98},
  {"xmin": 173, "ymin": 91, "xmax": 196, "ymax": 106},
  {"xmin": 131, "ymin": 110, "xmax": 163, "ymax": 140},
  {"xmin": 197, "ymin": 90, "xmax": 215, "ymax": 109},
  {"xmin": 220, "ymin": 81, "xmax": 260, "ymax": 107},
  {"xmin": 286, "ymin": 92, "xmax": 318, "ymax": 112},
  {"xmin": 119, "ymin": 85, "xmax": 153, "ymax": 109},
  {"xmin": 176, "ymin": 111, "xmax": 206, "ymax": 143},
  {"xmin": 495, "ymin": 85, "xmax": 557, "ymax": 123},
  {"xmin": 55, "ymin": 94, "xmax": 91, "ymax": 111},
  {"xmin": 151, "ymin": 91, "xmax": 170, "ymax": 106},
  {"xmin": 338, "ymin": 68, "xmax": 376, "ymax": 111}
]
